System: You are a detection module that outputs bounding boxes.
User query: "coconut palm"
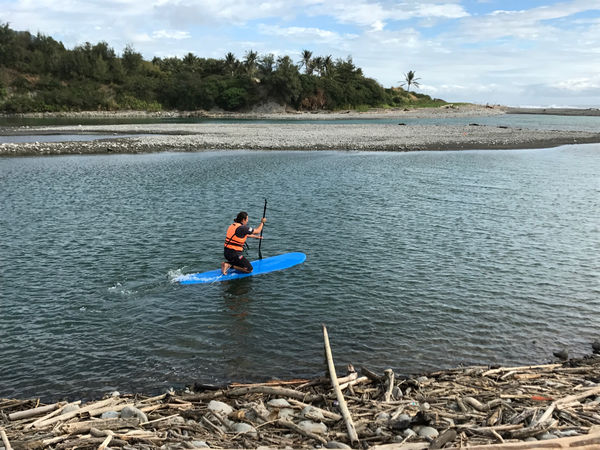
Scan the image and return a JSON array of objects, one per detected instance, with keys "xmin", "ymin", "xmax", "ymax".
[
  {"xmin": 299, "ymin": 49, "xmax": 313, "ymax": 74},
  {"xmin": 323, "ymin": 55, "xmax": 333, "ymax": 76},
  {"xmin": 224, "ymin": 52, "xmax": 238, "ymax": 77},
  {"xmin": 400, "ymin": 70, "xmax": 421, "ymax": 92},
  {"xmin": 259, "ymin": 53, "xmax": 275, "ymax": 76},
  {"xmin": 183, "ymin": 52, "xmax": 197, "ymax": 67},
  {"xmin": 312, "ymin": 56, "xmax": 324, "ymax": 76},
  {"xmin": 244, "ymin": 50, "xmax": 258, "ymax": 78}
]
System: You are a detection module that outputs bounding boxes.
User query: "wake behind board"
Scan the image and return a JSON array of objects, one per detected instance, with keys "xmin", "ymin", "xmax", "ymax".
[{"xmin": 176, "ymin": 252, "xmax": 306, "ymax": 285}]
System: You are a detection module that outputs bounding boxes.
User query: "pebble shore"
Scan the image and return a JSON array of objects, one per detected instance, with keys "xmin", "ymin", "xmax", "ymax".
[{"xmin": 2, "ymin": 105, "xmax": 600, "ymax": 157}]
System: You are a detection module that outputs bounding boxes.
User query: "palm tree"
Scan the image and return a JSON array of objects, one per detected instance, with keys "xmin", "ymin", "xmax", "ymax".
[
  {"xmin": 259, "ymin": 53, "xmax": 275, "ymax": 76},
  {"xmin": 323, "ymin": 55, "xmax": 333, "ymax": 77},
  {"xmin": 400, "ymin": 70, "xmax": 421, "ymax": 92},
  {"xmin": 224, "ymin": 52, "xmax": 238, "ymax": 77},
  {"xmin": 244, "ymin": 50, "xmax": 258, "ymax": 78},
  {"xmin": 183, "ymin": 52, "xmax": 197, "ymax": 68},
  {"xmin": 312, "ymin": 56, "xmax": 324, "ymax": 76},
  {"xmin": 299, "ymin": 49, "xmax": 313, "ymax": 75}
]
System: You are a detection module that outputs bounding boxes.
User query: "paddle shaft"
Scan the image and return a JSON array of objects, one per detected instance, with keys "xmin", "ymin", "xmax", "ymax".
[{"xmin": 258, "ymin": 199, "xmax": 267, "ymax": 259}]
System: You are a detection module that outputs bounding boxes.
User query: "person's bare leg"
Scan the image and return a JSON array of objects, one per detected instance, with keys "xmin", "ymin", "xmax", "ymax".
[
  {"xmin": 221, "ymin": 262, "xmax": 232, "ymax": 275},
  {"xmin": 232, "ymin": 265, "xmax": 252, "ymax": 273}
]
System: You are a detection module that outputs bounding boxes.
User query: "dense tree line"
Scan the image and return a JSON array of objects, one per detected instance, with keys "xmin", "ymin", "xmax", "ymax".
[{"xmin": 0, "ymin": 24, "xmax": 444, "ymax": 113}]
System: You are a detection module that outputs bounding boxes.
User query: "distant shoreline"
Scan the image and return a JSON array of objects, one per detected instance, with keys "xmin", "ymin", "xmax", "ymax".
[{"xmin": 504, "ymin": 107, "xmax": 600, "ymax": 116}]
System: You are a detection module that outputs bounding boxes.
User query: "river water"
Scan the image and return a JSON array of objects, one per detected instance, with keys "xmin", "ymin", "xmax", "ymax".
[
  {"xmin": 1, "ymin": 144, "xmax": 599, "ymax": 401},
  {"xmin": 1, "ymin": 113, "xmax": 600, "ymax": 132}
]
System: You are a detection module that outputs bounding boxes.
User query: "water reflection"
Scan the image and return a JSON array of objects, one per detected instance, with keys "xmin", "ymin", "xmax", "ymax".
[
  {"xmin": 222, "ymin": 279, "xmax": 252, "ymax": 320},
  {"xmin": 0, "ymin": 134, "xmax": 142, "ymax": 144},
  {"xmin": 220, "ymin": 279, "xmax": 255, "ymax": 380}
]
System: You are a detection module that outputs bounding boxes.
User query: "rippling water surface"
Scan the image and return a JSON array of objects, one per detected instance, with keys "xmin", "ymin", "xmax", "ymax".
[
  {"xmin": 1, "ymin": 145, "xmax": 599, "ymax": 401},
  {"xmin": 2, "ymin": 113, "xmax": 600, "ymax": 131}
]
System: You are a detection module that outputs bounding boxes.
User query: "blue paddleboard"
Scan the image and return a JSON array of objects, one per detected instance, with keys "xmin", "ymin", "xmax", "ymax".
[{"xmin": 176, "ymin": 252, "xmax": 306, "ymax": 285}]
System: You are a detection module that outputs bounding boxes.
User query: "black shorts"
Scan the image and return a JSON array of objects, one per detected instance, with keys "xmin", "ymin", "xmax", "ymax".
[{"xmin": 224, "ymin": 248, "xmax": 253, "ymax": 272}]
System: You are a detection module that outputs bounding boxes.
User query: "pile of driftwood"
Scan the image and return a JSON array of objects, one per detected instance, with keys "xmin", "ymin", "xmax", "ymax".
[{"xmin": 2, "ymin": 325, "xmax": 600, "ymax": 449}]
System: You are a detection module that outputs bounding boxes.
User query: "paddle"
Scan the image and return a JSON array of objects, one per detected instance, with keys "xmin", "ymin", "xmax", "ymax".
[{"xmin": 258, "ymin": 198, "xmax": 267, "ymax": 259}]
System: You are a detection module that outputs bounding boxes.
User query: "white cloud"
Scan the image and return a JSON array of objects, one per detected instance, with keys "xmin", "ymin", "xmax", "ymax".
[
  {"xmin": 153, "ymin": 0, "xmax": 293, "ymax": 26},
  {"xmin": 414, "ymin": 3, "xmax": 470, "ymax": 20},
  {"xmin": 152, "ymin": 30, "xmax": 191, "ymax": 40},
  {"xmin": 258, "ymin": 24, "xmax": 358, "ymax": 44},
  {"xmin": 371, "ymin": 20, "xmax": 385, "ymax": 32},
  {"xmin": 552, "ymin": 76, "xmax": 600, "ymax": 92},
  {"xmin": 457, "ymin": 0, "xmax": 599, "ymax": 40},
  {"xmin": 132, "ymin": 33, "xmax": 154, "ymax": 43},
  {"xmin": 306, "ymin": 0, "xmax": 469, "ymax": 31}
]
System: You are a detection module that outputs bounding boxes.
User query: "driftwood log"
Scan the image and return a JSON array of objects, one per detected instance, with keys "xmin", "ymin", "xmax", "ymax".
[
  {"xmin": 1, "ymin": 428, "xmax": 13, "ymax": 450},
  {"xmin": 323, "ymin": 323, "xmax": 360, "ymax": 446}
]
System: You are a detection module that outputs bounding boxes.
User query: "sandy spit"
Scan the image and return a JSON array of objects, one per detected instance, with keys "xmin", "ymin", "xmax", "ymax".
[
  {"xmin": 2, "ymin": 122, "xmax": 600, "ymax": 157},
  {"xmin": 504, "ymin": 107, "xmax": 600, "ymax": 116},
  {"xmin": 2, "ymin": 105, "xmax": 600, "ymax": 156},
  {"xmin": 1, "ymin": 103, "xmax": 505, "ymax": 121}
]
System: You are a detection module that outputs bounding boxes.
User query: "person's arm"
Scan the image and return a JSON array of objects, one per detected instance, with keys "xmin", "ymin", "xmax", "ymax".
[{"xmin": 248, "ymin": 217, "xmax": 266, "ymax": 238}]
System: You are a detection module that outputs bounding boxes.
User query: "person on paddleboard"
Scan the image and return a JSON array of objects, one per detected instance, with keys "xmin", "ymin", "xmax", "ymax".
[{"xmin": 222, "ymin": 211, "xmax": 266, "ymax": 275}]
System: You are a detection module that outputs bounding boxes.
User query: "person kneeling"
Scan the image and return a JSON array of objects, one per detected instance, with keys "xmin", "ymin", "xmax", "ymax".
[{"xmin": 221, "ymin": 211, "xmax": 266, "ymax": 275}]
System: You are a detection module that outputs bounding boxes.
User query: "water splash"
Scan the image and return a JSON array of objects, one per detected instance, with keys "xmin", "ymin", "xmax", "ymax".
[
  {"xmin": 107, "ymin": 282, "xmax": 135, "ymax": 296},
  {"xmin": 167, "ymin": 268, "xmax": 186, "ymax": 283}
]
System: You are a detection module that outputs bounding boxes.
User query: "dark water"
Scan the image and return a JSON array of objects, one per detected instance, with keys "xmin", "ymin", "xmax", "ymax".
[
  {"xmin": 0, "ymin": 134, "xmax": 149, "ymax": 144},
  {"xmin": 1, "ymin": 113, "xmax": 600, "ymax": 131},
  {"xmin": 1, "ymin": 146, "xmax": 599, "ymax": 401}
]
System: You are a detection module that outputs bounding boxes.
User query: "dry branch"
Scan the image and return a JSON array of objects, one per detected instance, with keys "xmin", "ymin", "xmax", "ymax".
[
  {"xmin": 323, "ymin": 323, "xmax": 359, "ymax": 446},
  {"xmin": 384, "ymin": 369, "xmax": 395, "ymax": 402},
  {"xmin": 226, "ymin": 385, "xmax": 320, "ymax": 401},
  {"xmin": 60, "ymin": 417, "xmax": 139, "ymax": 434},
  {"xmin": 8, "ymin": 402, "xmax": 64, "ymax": 421},
  {"xmin": 287, "ymin": 399, "xmax": 343, "ymax": 421},
  {"xmin": 32, "ymin": 397, "xmax": 119, "ymax": 428},
  {"xmin": 1, "ymin": 428, "xmax": 13, "ymax": 450},
  {"xmin": 276, "ymin": 418, "xmax": 328, "ymax": 444}
]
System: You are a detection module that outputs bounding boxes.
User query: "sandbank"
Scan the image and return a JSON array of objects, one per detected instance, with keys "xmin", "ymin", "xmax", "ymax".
[{"xmin": 2, "ymin": 104, "xmax": 600, "ymax": 156}]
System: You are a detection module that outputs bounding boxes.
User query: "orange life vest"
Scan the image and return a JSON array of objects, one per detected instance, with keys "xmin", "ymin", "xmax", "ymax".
[{"xmin": 224, "ymin": 222, "xmax": 247, "ymax": 251}]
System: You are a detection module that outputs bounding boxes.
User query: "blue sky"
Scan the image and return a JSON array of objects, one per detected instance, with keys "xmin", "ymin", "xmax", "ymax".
[{"xmin": 2, "ymin": 0, "xmax": 600, "ymax": 107}]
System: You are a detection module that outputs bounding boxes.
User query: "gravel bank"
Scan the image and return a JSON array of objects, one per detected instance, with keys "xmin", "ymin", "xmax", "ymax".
[
  {"xmin": 1, "ymin": 103, "xmax": 506, "ymax": 121},
  {"xmin": 2, "ymin": 122, "xmax": 600, "ymax": 156},
  {"xmin": 504, "ymin": 107, "xmax": 600, "ymax": 116}
]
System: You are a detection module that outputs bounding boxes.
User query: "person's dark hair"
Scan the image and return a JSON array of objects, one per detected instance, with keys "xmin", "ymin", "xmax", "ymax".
[{"xmin": 234, "ymin": 211, "xmax": 248, "ymax": 223}]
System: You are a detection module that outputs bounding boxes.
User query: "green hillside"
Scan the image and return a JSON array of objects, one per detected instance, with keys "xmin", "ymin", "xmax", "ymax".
[{"xmin": 0, "ymin": 24, "xmax": 445, "ymax": 113}]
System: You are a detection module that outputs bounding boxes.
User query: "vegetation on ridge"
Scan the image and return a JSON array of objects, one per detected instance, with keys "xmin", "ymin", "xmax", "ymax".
[{"xmin": 0, "ymin": 24, "xmax": 446, "ymax": 113}]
